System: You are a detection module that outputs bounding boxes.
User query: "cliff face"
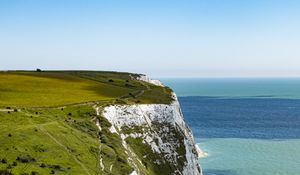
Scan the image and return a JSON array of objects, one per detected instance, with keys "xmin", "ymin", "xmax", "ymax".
[{"xmin": 100, "ymin": 76, "xmax": 202, "ymax": 175}]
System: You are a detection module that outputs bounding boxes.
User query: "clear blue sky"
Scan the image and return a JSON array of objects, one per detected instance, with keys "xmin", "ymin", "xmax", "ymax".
[{"xmin": 1, "ymin": 0, "xmax": 300, "ymax": 77}]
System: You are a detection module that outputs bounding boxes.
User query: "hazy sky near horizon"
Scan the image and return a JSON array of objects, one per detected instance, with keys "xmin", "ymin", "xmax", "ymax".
[{"xmin": 1, "ymin": 0, "xmax": 300, "ymax": 77}]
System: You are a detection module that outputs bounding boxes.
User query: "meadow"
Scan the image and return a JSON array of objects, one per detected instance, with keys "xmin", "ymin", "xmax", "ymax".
[
  {"xmin": 0, "ymin": 71, "xmax": 173, "ymax": 175},
  {"xmin": 0, "ymin": 71, "xmax": 172, "ymax": 107}
]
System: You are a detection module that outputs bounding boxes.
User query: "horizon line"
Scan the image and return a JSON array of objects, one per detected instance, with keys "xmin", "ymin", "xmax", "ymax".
[{"xmin": 2, "ymin": 69, "xmax": 300, "ymax": 79}]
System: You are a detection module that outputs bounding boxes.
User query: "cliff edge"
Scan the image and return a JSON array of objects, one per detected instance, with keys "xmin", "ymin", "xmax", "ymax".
[
  {"xmin": 0, "ymin": 71, "xmax": 201, "ymax": 175},
  {"xmin": 99, "ymin": 76, "xmax": 202, "ymax": 175}
]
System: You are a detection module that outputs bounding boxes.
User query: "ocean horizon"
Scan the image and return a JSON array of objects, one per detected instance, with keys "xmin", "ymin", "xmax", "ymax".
[{"xmin": 162, "ymin": 78, "xmax": 300, "ymax": 175}]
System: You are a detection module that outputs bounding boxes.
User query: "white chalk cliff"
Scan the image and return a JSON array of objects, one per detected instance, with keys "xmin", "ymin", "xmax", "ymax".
[{"xmin": 101, "ymin": 76, "xmax": 202, "ymax": 175}]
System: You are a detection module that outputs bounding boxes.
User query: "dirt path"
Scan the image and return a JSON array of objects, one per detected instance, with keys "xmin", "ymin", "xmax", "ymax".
[
  {"xmin": 39, "ymin": 125, "xmax": 92, "ymax": 175},
  {"xmin": 20, "ymin": 110, "xmax": 92, "ymax": 175},
  {"xmin": 0, "ymin": 108, "xmax": 14, "ymax": 112}
]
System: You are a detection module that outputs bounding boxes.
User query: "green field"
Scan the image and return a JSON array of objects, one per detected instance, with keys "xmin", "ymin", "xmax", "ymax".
[
  {"xmin": 0, "ymin": 71, "xmax": 173, "ymax": 175},
  {"xmin": 0, "ymin": 71, "xmax": 173, "ymax": 107}
]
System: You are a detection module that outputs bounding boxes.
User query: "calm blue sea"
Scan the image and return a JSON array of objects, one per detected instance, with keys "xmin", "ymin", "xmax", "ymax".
[{"xmin": 161, "ymin": 78, "xmax": 300, "ymax": 175}]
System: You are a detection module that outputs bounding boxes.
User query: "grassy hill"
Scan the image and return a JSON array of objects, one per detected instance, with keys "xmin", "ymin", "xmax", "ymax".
[
  {"xmin": 0, "ymin": 71, "xmax": 172, "ymax": 107},
  {"xmin": 0, "ymin": 71, "xmax": 173, "ymax": 175}
]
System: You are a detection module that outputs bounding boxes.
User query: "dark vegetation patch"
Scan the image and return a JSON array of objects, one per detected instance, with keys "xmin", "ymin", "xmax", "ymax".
[
  {"xmin": 32, "ymin": 145, "xmax": 47, "ymax": 153},
  {"xmin": 0, "ymin": 169, "xmax": 13, "ymax": 175},
  {"xmin": 16, "ymin": 155, "xmax": 36, "ymax": 163}
]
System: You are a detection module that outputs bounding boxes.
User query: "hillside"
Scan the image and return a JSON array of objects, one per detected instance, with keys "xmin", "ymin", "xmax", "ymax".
[
  {"xmin": 0, "ymin": 71, "xmax": 200, "ymax": 175},
  {"xmin": 0, "ymin": 71, "xmax": 173, "ymax": 107}
]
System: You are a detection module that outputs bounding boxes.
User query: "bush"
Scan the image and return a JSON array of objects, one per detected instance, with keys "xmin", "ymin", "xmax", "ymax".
[
  {"xmin": 12, "ymin": 162, "xmax": 17, "ymax": 166},
  {"xmin": 48, "ymin": 165, "xmax": 61, "ymax": 170},
  {"xmin": 125, "ymin": 84, "xmax": 134, "ymax": 88},
  {"xmin": 117, "ymin": 157, "xmax": 126, "ymax": 163},
  {"xmin": 36, "ymin": 69, "xmax": 42, "ymax": 72},
  {"xmin": 1, "ymin": 159, "xmax": 7, "ymax": 164},
  {"xmin": 8, "ymin": 134, "xmax": 12, "ymax": 137},
  {"xmin": 40, "ymin": 163, "xmax": 46, "ymax": 168},
  {"xmin": 108, "ymin": 79, "xmax": 114, "ymax": 82},
  {"xmin": 16, "ymin": 155, "xmax": 36, "ymax": 163},
  {"xmin": 6, "ymin": 165, "xmax": 12, "ymax": 169},
  {"xmin": 31, "ymin": 171, "xmax": 39, "ymax": 175},
  {"xmin": 0, "ymin": 169, "xmax": 13, "ymax": 175}
]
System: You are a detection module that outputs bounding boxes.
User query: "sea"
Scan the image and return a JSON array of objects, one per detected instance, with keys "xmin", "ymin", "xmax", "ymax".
[{"xmin": 161, "ymin": 78, "xmax": 300, "ymax": 175}]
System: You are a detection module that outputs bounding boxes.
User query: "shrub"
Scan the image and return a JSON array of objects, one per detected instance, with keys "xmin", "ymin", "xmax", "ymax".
[
  {"xmin": 31, "ymin": 172, "xmax": 39, "ymax": 175},
  {"xmin": 36, "ymin": 69, "xmax": 42, "ymax": 72},
  {"xmin": 108, "ymin": 79, "xmax": 114, "ymax": 82},
  {"xmin": 48, "ymin": 165, "xmax": 61, "ymax": 170},
  {"xmin": 125, "ymin": 83, "xmax": 134, "ymax": 88},
  {"xmin": 40, "ymin": 163, "xmax": 46, "ymax": 168},
  {"xmin": 13, "ymin": 109, "xmax": 17, "ymax": 112},
  {"xmin": 1, "ymin": 159, "xmax": 7, "ymax": 164},
  {"xmin": 117, "ymin": 157, "xmax": 126, "ymax": 163},
  {"xmin": 7, "ymin": 134, "xmax": 12, "ymax": 137},
  {"xmin": 16, "ymin": 155, "xmax": 36, "ymax": 163},
  {"xmin": 6, "ymin": 165, "xmax": 12, "ymax": 169},
  {"xmin": 12, "ymin": 162, "xmax": 17, "ymax": 166},
  {"xmin": 0, "ymin": 169, "xmax": 13, "ymax": 175}
]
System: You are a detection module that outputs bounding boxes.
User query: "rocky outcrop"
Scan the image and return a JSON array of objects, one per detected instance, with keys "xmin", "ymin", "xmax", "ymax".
[{"xmin": 135, "ymin": 75, "xmax": 165, "ymax": 87}]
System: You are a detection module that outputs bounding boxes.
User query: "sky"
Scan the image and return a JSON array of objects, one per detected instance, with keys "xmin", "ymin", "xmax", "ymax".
[{"xmin": 1, "ymin": 0, "xmax": 300, "ymax": 77}]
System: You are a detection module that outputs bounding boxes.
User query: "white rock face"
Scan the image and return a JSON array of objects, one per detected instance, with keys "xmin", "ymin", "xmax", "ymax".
[
  {"xmin": 135, "ymin": 75, "xmax": 165, "ymax": 87},
  {"xmin": 102, "ymin": 93, "xmax": 202, "ymax": 175}
]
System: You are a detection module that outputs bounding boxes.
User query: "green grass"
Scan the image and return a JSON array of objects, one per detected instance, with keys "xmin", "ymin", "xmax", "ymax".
[
  {"xmin": 0, "ymin": 72, "xmax": 130, "ymax": 107},
  {"xmin": 0, "ymin": 71, "xmax": 173, "ymax": 107},
  {"xmin": 0, "ymin": 70, "xmax": 175, "ymax": 175},
  {"xmin": 0, "ymin": 105, "xmax": 100, "ymax": 175}
]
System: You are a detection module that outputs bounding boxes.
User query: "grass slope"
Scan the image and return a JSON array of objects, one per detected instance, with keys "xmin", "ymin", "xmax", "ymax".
[
  {"xmin": 0, "ymin": 105, "xmax": 100, "ymax": 175},
  {"xmin": 0, "ymin": 71, "xmax": 172, "ymax": 107},
  {"xmin": 0, "ymin": 71, "xmax": 173, "ymax": 175}
]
